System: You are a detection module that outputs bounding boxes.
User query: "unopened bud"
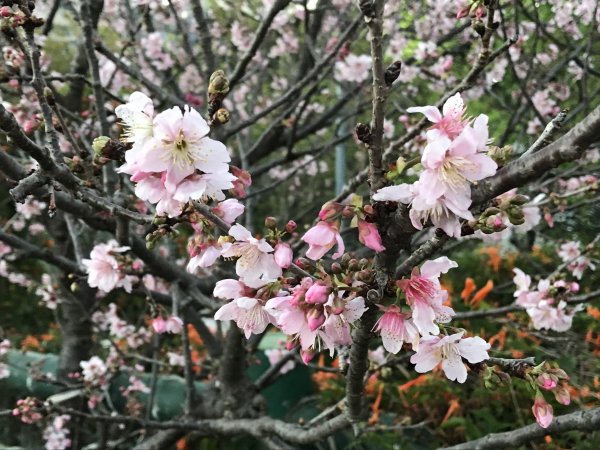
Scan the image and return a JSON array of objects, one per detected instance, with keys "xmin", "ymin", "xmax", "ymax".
[
  {"xmin": 341, "ymin": 253, "xmax": 352, "ymax": 266},
  {"xmin": 553, "ymin": 386, "xmax": 570, "ymax": 405},
  {"xmin": 341, "ymin": 206, "xmax": 355, "ymax": 219},
  {"xmin": 295, "ymin": 258, "xmax": 311, "ymax": 270},
  {"xmin": 43, "ymin": 87, "xmax": 55, "ymax": 105},
  {"xmin": 306, "ymin": 308, "xmax": 326, "ymax": 331},
  {"xmin": 213, "ymin": 108, "xmax": 230, "ymax": 124},
  {"xmin": 510, "ymin": 194, "xmax": 529, "ymax": 206},
  {"xmin": 264, "ymin": 216, "xmax": 277, "ymax": 229},
  {"xmin": 208, "ymin": 70, "xmax": 229, "ymax": 96},
  {"xmin": 355, "ymin": 123, "xmax": 372, "ymax": 145},
  {"xmin": 319, "ymin": 201, "xmax": 343, "ymax": 221},
  {"xmin": 363, "ymin": 204, "xmax": 375, "ymax": 216},
  {"xmin": 488, "ymin": 145, "xmax": 513, "ymax": 165},
  {"xmin": 472, "ymin": 19, "xmax": 486, "ymax": 37},
  {"xmin": 348, "ymin": 258, "xmax": 359, "ymax": 271},
  {"xmin": 330, "ymin": 262, "xmax": 343, "ymax": 274},
  {"xmin": 285, "ymin": 220, "xmax": 297, "ymax": 233},
  {"xmin": 329, "ymin": 296, "xmax": 345, "ymax": 315},
  {"xmin": 384, "ymin": 60, "xmax": 402, "ymax": 85}
]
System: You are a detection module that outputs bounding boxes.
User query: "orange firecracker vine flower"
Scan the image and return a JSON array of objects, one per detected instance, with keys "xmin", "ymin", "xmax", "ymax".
[
  {"xmin": 461, "ymin": 277, "xmax": 477, "ymax": 302},
  {"xmin": 470, "ymin": 280, "xmax": 494, "ymax": 307}
]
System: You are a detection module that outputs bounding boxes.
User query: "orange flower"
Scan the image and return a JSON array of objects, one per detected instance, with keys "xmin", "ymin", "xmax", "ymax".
[
  {"xmin": 20, "ymin": 335, "xmax": 41, "ymax": 351},
  {"xmin": 176, "ymin": 437, "xmax": 187, "ymax": 450},
  {"xmin": 368, "ymin": 383, "xmax": 384, "ymax": 425},
  {"xmin": 480, "ymin": 247, "xmax": 501, "ymax": 272},
  {"xmin": 397, "ymin": 374, "xmax": 429, "ymax": 393},
  {"xmin": 587, "ymin": 306, "xmax": 600, "ymax": 320},
  {"xmin": 488, "ymin": 328, "xmax": 507, "ymax": 350},
  {"xmin": 441, "ymin": 398, "xmax": 460, "ymax": 424},
  {"xmin": 461, "ymin": 278, "xmax": 477, "ymax": 303},
  {"xmin": 470, "ymin": 280, "xmax": 494, "ymax": 307}
]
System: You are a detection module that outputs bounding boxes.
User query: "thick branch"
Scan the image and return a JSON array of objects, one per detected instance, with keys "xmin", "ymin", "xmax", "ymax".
[
  {"xmin": 442, "ymin": 407, "xmax": 600, "ymax": 450},
  {"xmin": 472, "ymin": 103, "xmax": 600, "ymax": 204}
]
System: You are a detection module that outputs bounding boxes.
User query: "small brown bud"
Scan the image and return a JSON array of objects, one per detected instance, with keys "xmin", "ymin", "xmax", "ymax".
[
  {"xmin": 384, "ymin": 61, "xmax": 402, "ymax": 86},
  {"xmin": 355, "ymin": 123, "xmax": 372, "ymax": 145},
  {"xmin": 330, "ymin": 262, "xmax": 343, "ymax": 274},
  {"xmin": 264, "ymin": 216, "xmax": 277, "ymax": 229},
  {"xmin": 213, "ymin": 108, "xmax": 230, "ymax": 125}
]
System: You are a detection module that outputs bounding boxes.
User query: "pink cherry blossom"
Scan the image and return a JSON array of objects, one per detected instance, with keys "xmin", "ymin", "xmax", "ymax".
[
  {"xmin": 334, "ymin": 54, "xmax": 372, "ymax": 83},
  {"xmin": 221, "ymin": 224, "xmax": 282, "ymax": 284},
  {"xmin": 407, "ymin": 92, "xmax": 468, "ymax": 140},
  {"xmin": 372, "ymin": 305, "xmax": 420, "ymax": 353},
  {"xmin": 265, "ymin": 294, "xmax": 320, "ymax": 352},
  {"xmin": 274, "ymin": 243, "xmax": 293, "ymax": 269},
  {"xmin": 127, "ymin": 104, "xmax": 231, "ymax": 192},
  {"xmin": 373, "ymin": 181, "xmax": 473, "ymax": 237},
  {"xmin": 301, "ymin": 221, "xmax": 345, "ymax": 260},
  {"xmin": 214, "ymin": 297, "xmax": 275, "ymax": 338},
  {"xmin": 418, "ymin": 115, "xmax": 497, "ymax": 203},
  {"xmin": 319, "ymin": 296, "xmax": 368, "ymax": 353},
  {"xmin": 397, "ymin": 257, "xmax": 457, "ymax": 335},
  {"xmin": 82, "ymin": 241, "xmax": 131, "ymax": 293},
  {"xmin": 213, "ymin": 279, "xmax": 251, "ymax": 299},
  {"xmin": 151, "ymin": 317, "xmax": 167, "ymax": 333},
  {"xmin": 410, "ymin": 331, "xmax": 490, "ymax": 383},
  {"xmin": 212, "ymin": 199, "xmax": 245, "ymax": 224},
  {"xmin": 80, "ymin": 356, "xmax": 108, "ymax": 385},
  {"xmin": 165, "ymin": 316, "xmax": 184, "ymax": 334},
  {"xmin": 527, "ymin": 300, "xmax": 578, "ymax": 332},
  {"xmin": 532, "ymin": 395, "xmax": 553, "ymax": 428},
  {"xmin": 357, "ymin": 220, "xmax": 385, "ymax": 252},
  {"xmin": 187, "ymin": 243, "xmax": 222, "ymax": 273},
  {"xmin": 115, "ymin": 91, "xmax": 154, "ymax": 146}
]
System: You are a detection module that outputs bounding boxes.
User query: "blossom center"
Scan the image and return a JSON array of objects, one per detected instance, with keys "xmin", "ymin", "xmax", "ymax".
[{"xmin": 439, "ymin": 156, "xmax": 475, "ymax": 189}]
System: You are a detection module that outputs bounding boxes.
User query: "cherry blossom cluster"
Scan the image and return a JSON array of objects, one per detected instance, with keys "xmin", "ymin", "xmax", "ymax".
[
  {"xmin": 374, "ymin": 93, "xmax": 497, "ymax": 237},
  {"xmin": 513, "ymin": 268, "xmax": 583, "ymax": 331},
  {"xmin": 92, "ymin": 303, "xmax": 152, "ymax": 347},
  {"xmin": 528, "ymin": 363, "xmax": 571, "ymax": 428},
  {"xmin": 301, "ymin": 198, "xmax": 385, "ymax": 260},
  {"xmin": 12, "ymin": 397, "xmax": 43, "ymax": 424},
  {"xmin": 82, "ymin": 240, "xmax": 136, "ymax": 293},
  {"xmin": 43, "ymin": 414, "xmax": 72, "ymax": 450},
  {"xmin": 375, "ymin": 257, "xmax": 490, "ymax": 383},
  {"xmin": 214, "ymin": 272, "xmax": 367, "ymax": 364},
  {"xmin": 114, "ymin": 92, "xmax": 236, "ymax": 218},
  {"xmin": 557, "ymin": 241, "xmax": 597, "ymax": 280}
]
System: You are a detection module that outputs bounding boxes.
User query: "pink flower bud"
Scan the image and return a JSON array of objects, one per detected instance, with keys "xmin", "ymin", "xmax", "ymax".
[
  {"xmin": 553, "ymin": 386, "xmax": 570, "ymax": 405},
  {"xmin": 456, "ymin": 6, "xmax": 470, "ymax": 19},
  {"xmin": 305, "ymin": 283, "xmax": 330, "ymax": 304},
  {"xmin": 570, "ymin": 282, "xmax": 580, "ymax": 293},
  {"xmin": 357, "ymin": 219, "xmax": 385, "ymax": 252},
  {"xmin": 537, "ymin": 373, "xmax": 558, "ymax": 390},
  {"xmin": 532, "ymin": 395, "xmax": 553, "ymax": 428},
  {"xmin": 0, "ymin": 6, "xmax": 12, "ymax": 17},
  {"xmin": 300, "ymin": 349, "xmax": 315, "ymax": 365},
  {"xmin": 285, "ymin": 220, "xmax": 297, "ymax": 233},
  {"xmin": 151, "ymin": 317, "xmax": 167, "ymax": 334},
  {"xmin": 306, "ymin": 308, "xmax": 325, "ymax": 331},
  {"xmin": 274, "ymin": 243, "xmax": 293, "ymax": 269},
  {"xmin": 318, "ymin": 201, "xmax": 343, "ymax": 221}
]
